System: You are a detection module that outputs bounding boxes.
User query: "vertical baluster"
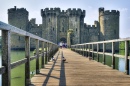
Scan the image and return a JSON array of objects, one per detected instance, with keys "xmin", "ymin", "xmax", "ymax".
[
  {"xmin": 45, "ymin": 42, "xmax": 47, "ymax": 64},
  {"xmin": 112, "ymin": 42, "xmax": 115, "ymax": 69},
  {"xmin": 41, "ymin": 41, "xmax": 45, "ymax": 68},
  {"xmin": 92, "ymin": 44, "xmax": 94, "ymax": 60},
  {"xmin": 2, "ymin": 30, "xmax": 11, "ymax": 86},
  {"xmin": 25, "ymin": 36, "xmax": 31, "ymax": 86},
  {"xmin": 97, "ymin": 43, "xmax": 99, "ymax": 62},
  {"xmin": 36, "ymin": 39, "xmax": 39, "ymax": 74},
  {"xmin": 103, "ymin": 43, "xmax": 105, "ymax": 64},
  {"xmin": 125, "ymin": 40, "xmax": 129, "ymax": 75}
]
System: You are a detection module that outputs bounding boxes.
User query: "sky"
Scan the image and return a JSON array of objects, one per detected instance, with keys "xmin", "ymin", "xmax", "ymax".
[{"xmin": 0, "ymin": 0, "xmax": 130, "ymax": 38}]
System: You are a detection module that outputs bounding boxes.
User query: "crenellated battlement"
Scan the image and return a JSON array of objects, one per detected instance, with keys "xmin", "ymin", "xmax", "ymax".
[
  {"xmin": 99, "ymin": 7, "xmax": 120, "ymax": 16},
  {"xmin": 41, "ymin": 7, "xmax": 61, "ymax": 16},
  {"xmin": 87, "ymin": 25, "xmax": 96, "ymax": 28},
  {"xmin": 86, "ymin": 21, "xmax": 99, "ymax": 29},
  {"xmin": 66, "ymin": 8, "xmax": 85, "ymax": 16},
  {"xmin": 8, "ymin": 6, "xmax": 28, "ymax": 15}
]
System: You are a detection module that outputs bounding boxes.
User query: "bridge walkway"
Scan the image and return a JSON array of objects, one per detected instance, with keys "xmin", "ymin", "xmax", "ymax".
[{"xmin": 30, "ymin": 48, "xmax": 130, "ymax": 86}]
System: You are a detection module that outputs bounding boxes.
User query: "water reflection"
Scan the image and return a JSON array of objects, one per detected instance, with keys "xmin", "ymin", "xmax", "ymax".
[{"xmin": 118, "ymin": 58, "xmax": 125, "ymax": 72}]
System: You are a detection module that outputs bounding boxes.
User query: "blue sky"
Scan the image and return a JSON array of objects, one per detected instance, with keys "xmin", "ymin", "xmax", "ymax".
[{"xmin": 0, "ymin": 0, "xmax": 130, "ymax": 38}]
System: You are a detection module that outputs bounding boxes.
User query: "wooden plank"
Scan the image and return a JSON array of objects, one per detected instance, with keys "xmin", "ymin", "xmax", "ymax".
[
  {"xmin": 25, "ymin": 36, "xmax": 31, "ymax": 85},
  {"xmin": 31, "ymin": 49, "xmax": 130, "ymax": 86},
  {"xmin": 112, "ymin": 42, "xmax": 115, "ymax": 69},
  {"xmin": 41, "ymin": 41, "xmax": 45, "ymax": 68},
  {"xmin": 2, "ymin": 30, "xmax": 11, "ymax": 86},
  {"xmin": 36, "ymin": 39, "xmax": 39, "ymax": 74},
  {"xmin": 125, "ymin": 41, "xmax": 129, "ymax": 75},
  {"xmin": 11, "ymin": 58, "xmax": 27, "ymax": 69}
]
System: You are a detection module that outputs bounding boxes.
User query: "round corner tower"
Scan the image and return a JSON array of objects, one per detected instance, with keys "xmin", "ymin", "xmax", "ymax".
[
  {"xmin": 99, "ymin": 7, "xmax": 120, "ymax": 51},
  {"xmin": 8, "ymin": 6, "xmax": 29, "ymax": 49}
]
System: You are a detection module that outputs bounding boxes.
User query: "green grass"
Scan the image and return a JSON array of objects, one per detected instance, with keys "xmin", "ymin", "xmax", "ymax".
[{"xmin": 10, "ymin": 50, "xmax": 41, "ymax": 86}]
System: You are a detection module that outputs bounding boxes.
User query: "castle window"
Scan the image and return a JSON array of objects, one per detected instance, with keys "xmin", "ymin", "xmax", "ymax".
[
  {"xmin": 53, "ymin": 27, "xmax": 54, "ymax": 31},
  {"xmin": 76, "ymin": 28, "xmax": 77, "ymax": 32},
  {"xmin": 49, "ymin": 18, "xmax": 50, "ymax": 22}
]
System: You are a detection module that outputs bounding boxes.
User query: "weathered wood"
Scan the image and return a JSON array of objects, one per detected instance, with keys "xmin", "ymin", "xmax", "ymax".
[
  {"xmin": 103, "ymin": 43, "xmax": 105, "ymax": 64},
  {"xmin": 11, "ymin": 58, "xmax": 27, "ymax": 69},
  {"xmin": 92, "ymin": 44, "xmax": 94, "ymax": 60},
  {"xmin": 25, "ymin": 36, "xmax": 31, "ymax": 86},
  {"xmin": 45, "ymin": 42, "xmax": 47, "ymax": 64},
  {"xmin": 0, "ymin": 21, "xmax": 57, "ymax": 45},
  {"xmin": 41, "ymin": 41, "xmax": 45, "ymax": 68},
  {"xmin": 112, "ymin": 42, "xmax": 115, "ymax": 69},
  {"xmin": 31, "ymin": 49, "xmax": 130, "ymax": 86},
  {"xmin": 97, "ymin": 43, "xmax": 99, "ymax": 62},
  {"xmin": 125, "ymin": 41, "xmax": 129, "ymax": 75},
  {"xmin": 0, "ymin": 66, "xmax": 6, "ymax": 74},
  {"xmin": 30, "ymin": 56, "xmax": 37, "ymax": 61},
  {"xmin": 0, "ymin": 21, "xmax": 58, "ymax": 86},
  {"xmin": 2, "ymin": 30, "xmax": 11, "ymax": 86},
  {"xmin": 36, "ymin": 39, "xmax": 39, "ymax": 74}
]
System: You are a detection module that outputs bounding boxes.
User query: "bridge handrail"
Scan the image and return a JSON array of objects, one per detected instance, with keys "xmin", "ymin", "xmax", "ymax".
[
  {"xmin": 72, "ymin": 38, "xmax": 130, "ymax": 46},
  {"xmin": 0, "ymin": 21, "xmax": 59, "ymax": 86},
  {"xmin": 0, "ymin": 21, "xmax": 55, "ymax": 44},
  {"xmin": 71, "ymin": 38, "xmax": 130, "ymax": 75}
]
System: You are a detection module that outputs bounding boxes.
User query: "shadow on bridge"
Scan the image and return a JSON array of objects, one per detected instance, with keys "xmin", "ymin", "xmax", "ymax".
[
  {"xmin": 32, "ymin": 51, "xmax": 67, "ymax": 86},
  {"xmin": 59, "ymin": 52, "xmax": 66, "ymax": 86}
]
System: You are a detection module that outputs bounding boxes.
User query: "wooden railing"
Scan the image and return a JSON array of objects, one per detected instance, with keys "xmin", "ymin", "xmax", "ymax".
[
  {"xmin": 0, "ymin": 21, "xmax": 59, "ymax": 86},
  {"xmin": 71, "ymin": 38, "xmax": 130, "ymax": 75}
]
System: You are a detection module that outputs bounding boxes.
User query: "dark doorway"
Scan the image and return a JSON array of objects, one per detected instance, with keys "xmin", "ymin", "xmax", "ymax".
[{"xmin": 60, "ymin": 37, "xmax": 66, "ymax": 43}]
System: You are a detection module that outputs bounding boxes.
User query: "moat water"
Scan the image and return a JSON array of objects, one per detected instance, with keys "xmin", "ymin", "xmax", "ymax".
[{"xmin": 0, "ymin": 51, "xmax": 130, "ymax": 86}]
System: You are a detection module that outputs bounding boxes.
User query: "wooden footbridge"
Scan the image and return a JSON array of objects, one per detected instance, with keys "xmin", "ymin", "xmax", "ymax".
[
  {"xmin": 0, "ymin": 21, "xmax": 130, "ymax": 86},
  {"xmin": 30, "ymin": 48, "xmax": 130, "ymax": 86}
]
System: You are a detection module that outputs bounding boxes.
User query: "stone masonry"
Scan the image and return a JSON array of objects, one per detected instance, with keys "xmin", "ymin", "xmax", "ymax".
[{"xmin": 8, "ymin": 6, "xmax": 120, "ymax": 51}]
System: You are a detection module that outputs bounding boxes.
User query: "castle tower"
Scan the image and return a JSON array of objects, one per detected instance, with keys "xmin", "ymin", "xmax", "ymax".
[
  {"xmin": 41, "ymin": 8, "xmax": 61, "ymax": 43},
  {"xmin": 8, "ymin": 6, "xmax": 29, "ymax": 49},
  {"xmin": 66, "ymin": 8, "xmax": 85, "ymax": 44},
  {"xmin": 99, "ymin": 8, "xmax": 120, "ymax": 51},
  {"xmin": 57, "ymin": 10, "xmax": 69, "ymax": 44},
  {"xmin": 8, "ymin": 6, "xmax": 29, "ymax": 30}
]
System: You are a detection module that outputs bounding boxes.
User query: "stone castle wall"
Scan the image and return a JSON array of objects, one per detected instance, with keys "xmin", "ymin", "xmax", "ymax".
[
  {"xmin": 99, "ymin": 8, "xmax": 120, "ymax": 51},
  {"xmin": 8, "ymin": 6, "xmax": 120, "ymax": 51}
]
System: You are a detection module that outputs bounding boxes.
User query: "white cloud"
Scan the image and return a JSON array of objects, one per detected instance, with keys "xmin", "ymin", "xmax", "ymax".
[{"xmin": 118, "ymin": 8, "xmax": 128, "ymax": 12}]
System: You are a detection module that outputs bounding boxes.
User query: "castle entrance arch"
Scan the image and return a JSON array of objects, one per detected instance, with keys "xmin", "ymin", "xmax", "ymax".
[{"xmin": 60, "ymin": 37, "xmax": 66, "ymax": 43}]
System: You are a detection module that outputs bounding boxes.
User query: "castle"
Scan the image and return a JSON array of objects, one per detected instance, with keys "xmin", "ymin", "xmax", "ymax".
[{"xmin": 8, "ymin": 6, "xmax": 120, "ymax": 50}]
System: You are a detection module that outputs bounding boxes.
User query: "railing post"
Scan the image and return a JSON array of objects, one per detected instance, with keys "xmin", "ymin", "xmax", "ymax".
[
  {"xmin": 47, "ymin": 43, "xmax": 50, "ymax": 62},
  {"xmin": 25, "ymin": 36, "xmax": 31, "ymax": 86},
  {"xmin": 103, "ymin": 43, "xmax": 105, "ymax": 64},
  {"xmin": 125, "ymin": 40, "xmax": 129, "ymax": 75},
  {"xmin": 45, "ymin": 42, "xmax": 47, "ymax": 64},
  {"xmin": 86, "ymin": 44, "xmax": 88, "ymax": 57},
  {"xmin": 97, "ymin": 43, "xmax": 99, "ymax": 62},
  {"xmin": 88, "ymin": 44, "xmax": 90, "ymax": 58},
  {"xmin": 41, "ymin": 41, "xmax": 45, "ymax": 68},
  {"xmin": 49, "ymin": 43, "xmax": 52, "ymax": 61},
  {"xmin": 82, "ymin": 45, "xmax": 84, "ymax": 56},
  {"xmin": 112, "ymin": 42, "xmax": 115, "ymax": 69},
  {"xmin": 2, "ymin": 30, "xmax": 11, "ymax": 86},
  {"xmin": 36, "ymin": 39, "xmax": 39, "ymax": 74},
  {"xmin": 92, "ymin": 44, "xmax": 94, "ymax": 60}
]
